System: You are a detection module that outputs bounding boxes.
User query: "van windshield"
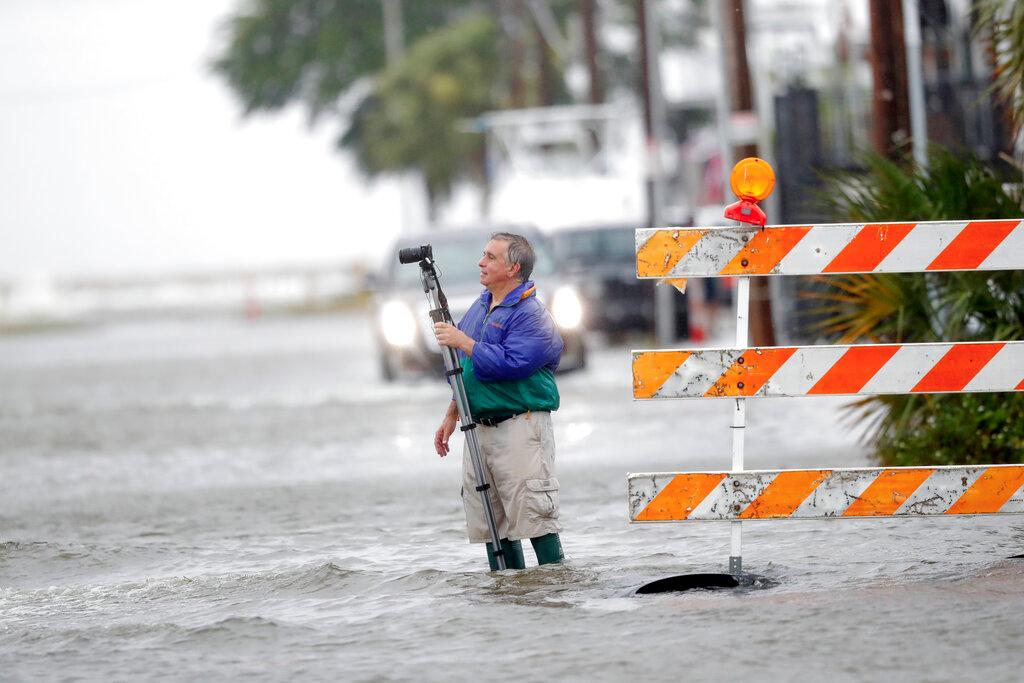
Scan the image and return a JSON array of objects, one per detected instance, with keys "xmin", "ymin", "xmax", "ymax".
[
  {"xmin": 552, "ymin": 227, "xmax": 636, "ymax": 266},
  {"xmin": 392, "ymin": 234, "xmax": 554, "ymax": 289}
]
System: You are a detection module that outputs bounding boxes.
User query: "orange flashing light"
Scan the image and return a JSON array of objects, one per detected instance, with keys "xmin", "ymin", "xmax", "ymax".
[{"xmin": 724, "ymin": 157, "xmax": 776, "ymax": 227}]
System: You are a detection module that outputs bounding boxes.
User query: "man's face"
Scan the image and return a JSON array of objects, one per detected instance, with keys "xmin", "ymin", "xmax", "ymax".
[{"xmin": 478, "ymin": 239, "xmax": 519, "ymax": 290}]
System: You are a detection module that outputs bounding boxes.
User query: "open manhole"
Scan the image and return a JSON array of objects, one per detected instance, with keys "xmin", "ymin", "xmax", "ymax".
[{"xmin": 636, "ymin": 572, "xmax": 775, "ymax": 594}]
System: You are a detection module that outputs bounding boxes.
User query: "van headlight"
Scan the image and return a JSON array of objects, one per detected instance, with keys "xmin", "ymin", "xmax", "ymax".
[
  {"xmin": 552, "ymin": 286, "xmax": 583, "ymax": 329},
  {"xmin": 380, "ymin": 300, "xmax": 417, "ymax": 347}
]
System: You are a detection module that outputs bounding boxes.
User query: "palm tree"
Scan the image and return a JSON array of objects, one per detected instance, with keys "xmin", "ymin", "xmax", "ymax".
[
  {"xmin": 975, "ymin": 0, "xmax": 1024, "ymax": 150},
  {"xmin": 341, "ymin": 14, "xmax": 501, "ymax": 218},
  {"xmin": 808, "ymin": 148, "xmax": 1024, "ymax": 466}
]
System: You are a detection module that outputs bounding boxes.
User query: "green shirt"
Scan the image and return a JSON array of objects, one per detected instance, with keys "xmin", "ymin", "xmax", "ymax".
[{"xmin": 461, "ymin": 356, "xmax": 560, "ymax": 420}]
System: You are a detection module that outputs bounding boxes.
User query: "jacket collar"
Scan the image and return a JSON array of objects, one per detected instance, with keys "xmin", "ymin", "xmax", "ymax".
[{"xmin": 480, "ymin": 280, "xmax": 536, "ymax": 309}]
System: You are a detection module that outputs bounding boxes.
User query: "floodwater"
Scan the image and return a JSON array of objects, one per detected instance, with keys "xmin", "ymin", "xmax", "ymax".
[{"xmin": 1, "ymin": 312, "xmax": 1022, "ymax": 682}]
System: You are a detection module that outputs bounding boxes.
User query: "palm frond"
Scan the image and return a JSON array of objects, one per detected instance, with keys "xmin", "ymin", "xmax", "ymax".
[
  {"xmin": 807, "ymin": 146, "xmax": 1024, "ymax": 465},
  {"xmin": 975, "ymin": 0, "xmax": 1024, "ymax": 140}
]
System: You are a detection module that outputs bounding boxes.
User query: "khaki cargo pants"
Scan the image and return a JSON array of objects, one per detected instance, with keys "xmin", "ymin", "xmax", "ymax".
[{"xmin": 461, "ymin": 411, "xmax": 561, "ymax": 543}]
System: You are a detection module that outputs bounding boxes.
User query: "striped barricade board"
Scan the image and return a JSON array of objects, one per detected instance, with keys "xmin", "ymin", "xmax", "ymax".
[
  {"xmin": 628, "ymin": 465, "xmax": 1024, "ymax": 522},
  {"xmin": 635, "ymin": 219, "xmax": 1024, "ymax": 278},
  {"xmin": 632, "ymin": 341, "xmax": 1024, "ymax": 399}
]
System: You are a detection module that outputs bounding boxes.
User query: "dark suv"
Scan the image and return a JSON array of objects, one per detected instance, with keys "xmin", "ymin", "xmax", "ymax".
[{"xmin": 374, "ymin": 227, "xmax": 587, "ymax": 381}]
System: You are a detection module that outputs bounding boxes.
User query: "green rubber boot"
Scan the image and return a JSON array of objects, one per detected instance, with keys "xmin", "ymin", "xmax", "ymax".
[
  {"xmin": 486, "ymin": 538, "xmax": 526, "ymax": 571},
  {"xmin": 530, "ymin": 533, "xmax": 564, "ymax": 565}
]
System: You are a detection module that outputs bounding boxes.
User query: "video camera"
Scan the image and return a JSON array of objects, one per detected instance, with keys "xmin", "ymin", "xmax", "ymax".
[{"xmin": 398, "ymin": 244, "xmax": 432, "ymax": 264}]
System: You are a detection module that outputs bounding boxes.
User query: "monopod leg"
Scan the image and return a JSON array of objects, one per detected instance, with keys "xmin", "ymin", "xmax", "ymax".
[
  {"xmin": 460, "ymin": 413, "xmax": 508, "ymax": 570},
  {"xmin": 420, "ymin": 262, "xmax": 507, "ymax": 570}
]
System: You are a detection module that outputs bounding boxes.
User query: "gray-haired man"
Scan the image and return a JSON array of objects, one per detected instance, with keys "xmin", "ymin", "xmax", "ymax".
[{"xmin": 433, "ymin": 233, "xmax": 565, "ymax": 569}]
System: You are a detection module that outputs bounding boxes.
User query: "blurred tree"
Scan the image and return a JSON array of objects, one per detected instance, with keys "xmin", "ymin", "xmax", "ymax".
[
  {"xmin": 212, "ymin": 0, "xmax": 581, "ymax": 217},
  {"xmin": 496, "ymin": 0, "xmax": 574, "ymax": 109},
  {"xmin": 341, "ymin": 14, "xmax": 500, "ymax": 216},
  {"xmin": 211, "ymin": 0, "xmax": 467, "ymax": 121},
  {"xmin": 601, "ymin": 0, "xmax": 706, "ymax": 98}
]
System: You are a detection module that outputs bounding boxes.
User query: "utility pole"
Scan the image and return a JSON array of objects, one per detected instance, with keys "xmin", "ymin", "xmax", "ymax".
[
  {"xmin": 582, "ymin": 0, "xmax": 603, "ymax": 105},
  {"xmin": 581, "ymin": 0, "xmax": 604, "ymax": 157},
  {"xmin": 868, "ymin": 0, "xmax": 910, "ymax": 158},
  {"xmin": 500, "ymin": 0, "xmax": 528, "ymax": 108},
  {"xmin": 382, "ymin": 0, "xmax": 404, "ymax": 64},
  {"xmin": 636, "ymin": 0, "xmax": 674, "ymax": 346},
  {"xmin": 534, "ymin": 11, "xmax": 557, "ymax": 106},
  {"xmin": 723, "ymin": 0, "xmax": 754, "ymax": 154},
  {"xmin": 902, "ymin": 0, "xmax": 928, "ymax": 169},
  {"xmin": 721, "ymin": 0, "xmax": 775, "ymax": 347},
  {"xmin": 382, "ymin": 0, "xmax": 417, "ymax": 231}
]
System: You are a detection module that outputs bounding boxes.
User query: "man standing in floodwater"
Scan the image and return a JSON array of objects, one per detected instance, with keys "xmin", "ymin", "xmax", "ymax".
[{"xmin": 433, "ymin": 232, "xmax": 565, "ymax": 570}]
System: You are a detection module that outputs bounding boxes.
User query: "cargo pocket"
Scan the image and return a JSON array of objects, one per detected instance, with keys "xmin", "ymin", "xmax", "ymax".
[{"xmin": 525, "ymin": 477, "xmax": 560, "ymax": 520}]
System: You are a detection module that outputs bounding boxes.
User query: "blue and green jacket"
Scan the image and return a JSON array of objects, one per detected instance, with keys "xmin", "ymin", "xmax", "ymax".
[{"xmin": 456, "ymin": 280, "xmax": 563, "ymax": 420}]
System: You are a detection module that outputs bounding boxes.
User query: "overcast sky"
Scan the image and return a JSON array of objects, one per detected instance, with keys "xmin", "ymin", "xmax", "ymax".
[
  {"xmin": 0, "ymin": 0, "xmax": 879, "ymax": 282},
  {"xmin": 0, "ymin": 0, "xmax": 408, "ymax": 280}
]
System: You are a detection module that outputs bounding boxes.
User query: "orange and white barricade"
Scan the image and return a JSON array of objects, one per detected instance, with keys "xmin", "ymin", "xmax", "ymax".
[
  {"xmin": 630, "ymin": 158, "xmax": 1024, "ymax": 575},
  {"xmin": 630, "ymin": 465, "xmax": 1024, "ymax": 522},
  {"xmin": 635, "ymin": 219, "xmax": 1024, "ymax": 279},
  {"xmin": 632, "ymin": 341, "xmax": 1024, "ymax": 399}
]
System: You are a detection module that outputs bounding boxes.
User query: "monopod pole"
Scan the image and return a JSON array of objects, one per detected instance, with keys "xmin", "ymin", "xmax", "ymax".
[{"xmin": 419, "ymin": 260, "xmax": 507, "ymax": 571}]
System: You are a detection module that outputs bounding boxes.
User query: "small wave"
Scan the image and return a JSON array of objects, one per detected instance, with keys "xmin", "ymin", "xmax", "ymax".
[
  {"xmin": 379, "ymin": 567, "xmax": 489, "ymax": 593},
  {"xmin": 0, "ymin": 539, "xmax": 150, "ymax": 576},
  {"xmin": 4, "ymin": 615, "xmax": 321, "ymax": 654},
  {"xmin": 0, "ymin": 540, "xmax": 49, "ymax": 553},
  {"xmin": 0, "ymin": 539, "xmax": 111, "ymax": 571},
  {"xmin": 3, "ymin": 620, "xmax": 185, "ymax": 652},
  {"xmin": 0, "ymin": 561, "xmax": 370, "ymax": 619},
  {"xmin": 175, "ymin": 615, "xmax": 291, "ymax": 644},
  {"xmin": 482, "ymin": 564, "xmax": 606, "ymax": 608},
  {"xmin": 270, "ymin": 562, "xmax": 359, "ymax": 594}
]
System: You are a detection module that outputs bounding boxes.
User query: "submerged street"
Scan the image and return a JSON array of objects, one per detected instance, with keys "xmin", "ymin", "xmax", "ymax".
[{"xmin": 2, "ymin": 312, "xmax": 1022, "ymax": 681}]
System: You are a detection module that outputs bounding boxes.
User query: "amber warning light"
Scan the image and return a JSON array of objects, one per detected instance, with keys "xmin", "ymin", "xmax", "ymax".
[{"xmin": 724, "ymin": 157, "xmax": 776, "ymax": 227}]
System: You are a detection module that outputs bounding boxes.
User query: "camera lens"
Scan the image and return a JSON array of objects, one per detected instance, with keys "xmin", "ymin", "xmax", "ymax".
[{"xmin": 398, "ymin": 245, "xmax": 431, "ymax": 264}]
